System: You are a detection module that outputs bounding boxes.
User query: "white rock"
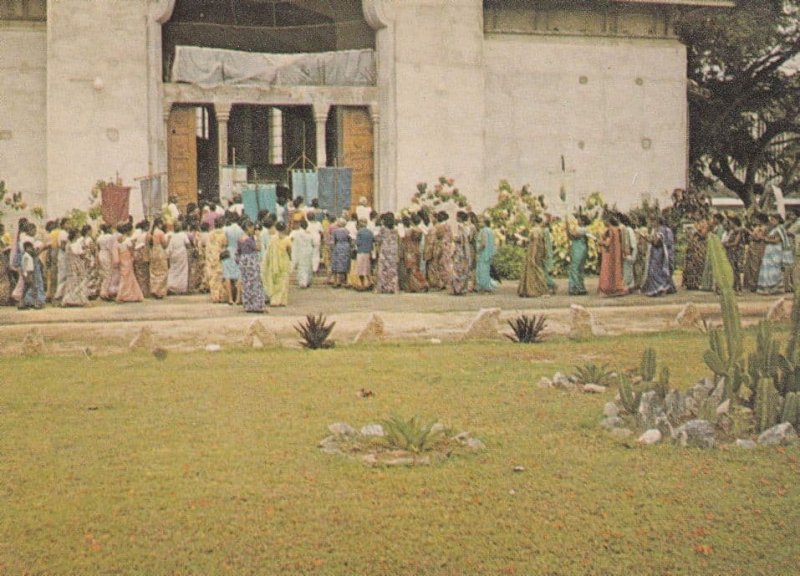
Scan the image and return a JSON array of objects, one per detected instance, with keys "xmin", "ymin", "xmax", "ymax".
[
  {"xmin": 466, "ymin": 438, "xmax": 485, "ymax": 450},
  {"xmin": 583, "ymin": 384, "xmax": 607, "ymax": 394},
  {"xmin": 600, "ymin": 416, "xmax": 624, "ymax": 429},
  {"xmin": 537, "ymin": 377, "xmax": 553, "ymax": 389},
  {"xmin": 205, "ymin": 344, "xmax": 222, "ymax": 352},
  {"xmin": 462, "ymin": 308, "xmax": 502, "ymax": 340},
  {"xmin": 735, "ymin": 439, "xmax": 757, "ymax": 450},
  {"xmin": 637, "ymin": 429, "xmax": 662, "ymax": 445},
  {"xmin": 603, "ymin": 402, "xmax": 620, "ymax": 418},
  {"xmin": 766, "ymin": 297, "xmax": 792, "ymax": 322},
  {"xmin": 328, "ymin": 422, "xmax": 357, "ymax": 436},
  {"xmin": 757, "ymin": 423, "xmax": 798, "ymax": 446},
  {"xmin": 353, "ymin": 313, "xmax": 385, "ymax": 344},
  {"xmin": 429, "ymin": 338, "xmax": 442, "ymax": 344},
  {"xmin": 716, "ymin": 399, "xmax": 730, "ymax": 416},
  {"xmin": 513, "ymin": 465, "xmax": 526, "ymax": 473},
  {"xmin": 360, "ymin": 424, "xmax": 385, "ymax": 437}
]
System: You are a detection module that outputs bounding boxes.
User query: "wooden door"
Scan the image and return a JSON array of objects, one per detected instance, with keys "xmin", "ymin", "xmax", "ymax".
[
  {"xmin": 338, "ymin": 107, "xmax": 373, "ymax": 212},
  {"xmin": 168, "ymin": 106, "xmax": 198, "ymax": 211}
]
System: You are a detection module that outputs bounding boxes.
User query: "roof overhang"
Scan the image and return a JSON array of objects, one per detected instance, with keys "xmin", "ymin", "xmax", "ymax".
[{"xmin": 612, "ymin": 0, "xmax": 736, "ymax": 6}]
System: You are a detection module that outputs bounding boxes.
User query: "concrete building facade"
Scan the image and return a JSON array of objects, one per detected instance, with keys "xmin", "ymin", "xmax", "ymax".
[{"xmin": 0, "ymin": 0, "xmax": 733, "ymax": 221}]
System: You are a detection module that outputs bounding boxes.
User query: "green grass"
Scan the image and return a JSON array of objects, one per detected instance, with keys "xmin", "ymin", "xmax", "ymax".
[{"xmin": 0, "ymin": 331, "xmax": 798, "ymax": 575}]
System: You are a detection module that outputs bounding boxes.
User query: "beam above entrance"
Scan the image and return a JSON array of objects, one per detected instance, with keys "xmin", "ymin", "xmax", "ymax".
[{"xmin": 163, "ymin": 82, "xmax": 378, "ymax": 111}]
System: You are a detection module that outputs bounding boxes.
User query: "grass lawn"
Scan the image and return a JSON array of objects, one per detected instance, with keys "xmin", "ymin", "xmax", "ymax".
[{"xmin": 0, "ymin": 330, "xmax": 797, "ymax": 575}]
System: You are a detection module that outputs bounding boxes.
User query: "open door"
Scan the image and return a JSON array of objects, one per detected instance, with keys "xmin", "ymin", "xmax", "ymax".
[
  {"xmin": 338, "ymin": 107, "xmax": 373, "ymax": 212},
  {"xmin": 167, "ymin": 106, "xmax": 198, "ymax": 211}
]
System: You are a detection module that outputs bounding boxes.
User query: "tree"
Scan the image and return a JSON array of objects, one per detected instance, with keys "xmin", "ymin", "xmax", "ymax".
[{"xmin": 677, "ymin": 0, "xmax": 800, "ymax": 207}]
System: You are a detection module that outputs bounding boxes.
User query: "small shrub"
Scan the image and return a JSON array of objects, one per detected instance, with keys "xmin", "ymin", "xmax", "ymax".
[
  {"xmin": 381, "ymin": 415, "xmax": 445, "ymax": 454},
  {"xmin": 506, "ymin": 314, "xmax": 547, "ymax": 344},
  {"xmin": 491, "ymin": 243, "xmax": 525, "ymax": 280},
  {"xmin": 573, "ymin": 363, "xmax": 615, "ymax": 387},
  {"xmin": 294, "ymin": 314, "xmax": 336, "ymax": 349}
]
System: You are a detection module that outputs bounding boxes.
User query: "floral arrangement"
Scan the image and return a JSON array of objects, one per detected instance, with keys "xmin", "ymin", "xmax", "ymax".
[
  {"xmin": 0, "ymin": 180, "xmax": 45, "ymax": 225},
  {"xmin": 402, "ymin": 177, "xmax": 472, "ymax": 220},
  {"xmin": 481, "ymin": 180, "xmax": 545, "ymax": 246}
]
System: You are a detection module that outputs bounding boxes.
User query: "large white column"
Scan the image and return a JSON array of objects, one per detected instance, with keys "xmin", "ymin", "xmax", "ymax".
[
  {"xmin": 369, "ymin": 105, "xmax": 381, "ymax": 212},
  {"xmin": 216, "ymin": 103, "xmax": 232, "ymax": 167},
  {"xmin": 313, "ymin": 103, "xmax": 330, "ymax": 168}
]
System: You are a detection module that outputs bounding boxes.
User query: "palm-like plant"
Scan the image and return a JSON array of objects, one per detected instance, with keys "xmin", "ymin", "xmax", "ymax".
[
  {"xmin": 506, "ymin": 314, "xmax": 547, "ymax": 343},
  {"xmin": 380, "ymin": 415, "xmax": 445, "ymax": 454},
  {"xmin": 573, "ymin": 362, "xmax": 615, "ymax": 387},
  {"xmin": 294, "ymin": 314, "xmax": 336, "ymax": 349}
]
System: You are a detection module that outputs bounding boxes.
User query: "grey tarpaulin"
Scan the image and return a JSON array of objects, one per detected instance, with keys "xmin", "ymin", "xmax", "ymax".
[{"xmin": 171, "ymin": 46, "xmax": 376, "ymax": 88}]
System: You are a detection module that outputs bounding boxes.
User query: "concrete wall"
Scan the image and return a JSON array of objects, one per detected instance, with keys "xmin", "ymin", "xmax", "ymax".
[
  {"xmin": 387, "ymin": 0, "xmax": 486, "ymax": 211},
  {"xmin": 46, "ymin": 0, "xmax": 150, "ymax": 219},
  {"xmin": 0, "ymin": 22, "xmax": 47, "ymax": 218},
  {"xmin": 483, "ymin": 33, "xmax": 687, "ymax": 211}
]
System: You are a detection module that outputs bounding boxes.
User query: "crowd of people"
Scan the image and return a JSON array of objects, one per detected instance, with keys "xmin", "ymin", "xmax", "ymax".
[
  {"xmin": 518, "ymin": 209, "xmax": 798, "ymax": 299},
  {"xmin": 1, "ymin": 193, "xmax": 797, "ymax": 312},
  {"xmin": 0, "ymin": 194, "xmax": 499, "ymax": 312}
]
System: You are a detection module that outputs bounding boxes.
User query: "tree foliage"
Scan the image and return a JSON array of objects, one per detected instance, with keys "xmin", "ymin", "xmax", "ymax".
[{"xmin": 677, "ymin": 0, "xmax": 800, "ymax": 206}]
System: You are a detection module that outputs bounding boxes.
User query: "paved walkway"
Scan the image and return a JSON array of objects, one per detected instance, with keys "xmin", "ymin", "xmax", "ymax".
[{"xmin": 0, "ymin": 277, "xmax": 788, "ymax": 356}]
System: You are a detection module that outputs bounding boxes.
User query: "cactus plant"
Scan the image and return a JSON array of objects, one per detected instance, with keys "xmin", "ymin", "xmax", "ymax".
[
  {"xmin": 747, "ymin": 322, "xmax": 782, "ymax": 384},
  {"xmin": 754, "ymin": 377, "xmax": 780, "ymax": 433},
  {"xmin": 703, "ymin": 235, "xmax": 744, "ymax": 399},
  {"xmin": 618, "ymin": 374, "xmax": 642, "ymax": 415},
  {"xmin": 781, "ymin": 392, "xmax": 800, "ymax": 428},
  {"xmin": 654, "ymin": 365, "xmax": 670, "ymax": 399},
  {"xmin": 639, "ymin": 348, "xmax": 657, "ymax": 382}
]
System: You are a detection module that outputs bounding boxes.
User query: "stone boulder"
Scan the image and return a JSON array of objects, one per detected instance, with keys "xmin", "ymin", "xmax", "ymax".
[
  {"xmin": 638, "ymin": 429, "xmax": 662, "ymax": 445},
  {"xmin": 243, "ymin": 320, "xmax": 280, "ymax": 348},
  {"xmin": 360, "ymin": 424, "xmax": 385, "ymax": 437},
  {"xmin": 664, "ymin": 390, "xmax": 687, "ymax": 423},
  {"xmin": 603, "ymin": 402, "xmax": 620, "ymax": 418},
  {"xmin": 129, "ymin": 326, "xmax": 154, "ymax": 352},
  {"xmin": 353, "ymin": 313, "xmax": 385, "ymax": 344},
  {"xmin": 537, "ymin": 377, "xmax": 553, "ymax": 389},
  {"xmin": 675, "ymin": 303, "xmax": 704, "ymax": 329},
  {"xmin": 328, "ymin": 422, "xmax": 357, "ymax": 436},
  {"xmin": 766, "ymin": 297, "xmax": 792, "ymax": 323},
  {"xmin": 552, "ymin": 372, "xmax": 577, "ymax": 392},
  {"xmin": 22, "ymin": 328, "xmax": 44, "ymax": 355},
  {"xmin": 674, "ymin": 419, "xmax": 716, "ymax": 449},
  {"xmin": 462, "ymin": 308, "xmax": 502, "ymax": 340},
  {"xmin": 735, "ymin": 439, "xmax": 757, "ymax": 450},
  {"xmin": 757, "ymin": 423, "xmax": 798, "ymax": 446},
  {"xmin": 600, "ymin": 416, "xmax": 624, "ymax": 430},
  {"xmin": 569, "ymin": 304, "xmax": 596, "ymax": 340},
  {"xmin": 638, "ymin": 391, "xmax": 665, "ymax": 429},
  {"xmin": 582, "ymin": 384, "xmax": 607, "ymax": 394}
]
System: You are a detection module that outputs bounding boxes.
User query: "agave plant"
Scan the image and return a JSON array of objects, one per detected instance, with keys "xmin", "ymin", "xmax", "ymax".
[
  {"xmin": 294, "ymin": 314, "xmax": 336, "ymax": 349},
  {"xmin": 573, "ymin": 362, "xmax": 615, "ymax": 387},
  {"xmin": 506, "ymin": 314, "xmax": 547, "ymax": 344},
  {"xmin": 380, "ymin": 415, "xmax": 445, "ymax": 454}
]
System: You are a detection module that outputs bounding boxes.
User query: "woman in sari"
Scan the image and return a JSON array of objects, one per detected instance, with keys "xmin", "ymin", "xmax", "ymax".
[
  {"xmin": 682, "ymin": 219, "xmax": 708, "ymax": 290},
  {"xmin": 264, "ymin": 222, "xmax": 291, "ymax": 306},
  {"xmin": 566, "ymin": 214, "xmax": 590, "ymax": 296},
  {"xmin": 633, "ymin": 216, "xmax": 650, "ymax": 291},
  {"xmin": 376, "ymin": 213, "xmax": 400, "ymax": 294},
  {"xmin": 722, "ymin": 216, "xmax": 746, "ymax": 292},
  {"xmin": 475, "ymin": 217, "xmax": 496, "ymax": 293},
  {"xmin": 61, "ymin": 229, "xmax": 89, "ymax": 307},
  {"xmin": 149, "ymin": 218, "xmax": 169, "ymax": 299},
  {"xmin": 757, "ymin": 214, "xmax": 789, "ymax": 295},
  {"xmin": 518, "ymin": 219, "xmax": 549, "ymax": 298},
  {"xmin": 187, "ymin": 223, "xmax": 205, "ymax": 294},
  {"xmin": 116, "ymin": 223, "xmax": 144, "ymax": 303},
  {"xmin": 642, "ymin": 217, "xmax": 677, "ymax": 297},
  {"xmin": 290, "ymin": 219, "xmax": 315, "ymax": 288},
  {"xmin": 743, "ymin": 214, "xmax": 768, "ymax": 292},
  {"xmin": 330, "ymin": 219, "xmax": 352, "ymax": 288},
  {"xmin": 0, "ymin": 231, "xmax": 11, "ymax": 305},
  {"xmin": 236, "ymin": 220, "xmax": 266, "ymax": 313},
  {"xmin": 97, "ymin": 224, "xmax": 116, "ymax": 301},
  {"xmin": 258, "ymin": 216, "xmax": 273, "ymax": 299},
  {"xmin": 132, "ymin": 220, "xmax": 150, "ymax": 298},
  {"xmin": 401, "ymin": 216, "xmax": 428, "ymax": 293},
  {"xmin": 425, "ymin": 211, "xmax": 453, "ymax": 291},
  {"xmin": 700, "ymin": 213, "xmax": 726, "ymax": 291},
  {"xmin": 204, "ymin": 218, "xmax": 226, "ymax": 303},
  {"xmin": 223, "ymin": 214, "xmax": 244, "ymax": 305},
  {"xmin": 449, "ymin": 212, "xmax": 470, "ymax": 295},
  {"xmin": 80, "ymin": 225, "xmax": 99, "ymax": 300},
  {"xmin": 598, "ymin": 215, "xmax": 628, "ymax": 297},
  {"xmin": 166, "ymin": 222, "xmax": 191, "ymax": 295}
]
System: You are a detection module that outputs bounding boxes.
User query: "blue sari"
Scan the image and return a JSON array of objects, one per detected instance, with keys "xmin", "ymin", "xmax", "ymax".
[
  {"xmin": 568, "ymin": 228, "xmax": 588, "ymax": 295},
  {"xmin": 757, "ymin": 226, "xmax": 787, "ymax": 294},
  {"xmin": 642, "ymin": 225, "xmax": 676, "ymax": 297},
  {"xmin": 476, "ymin": 226, "xmax": 496, "ymax": 292}
]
